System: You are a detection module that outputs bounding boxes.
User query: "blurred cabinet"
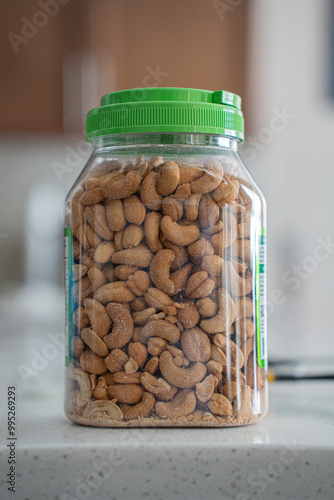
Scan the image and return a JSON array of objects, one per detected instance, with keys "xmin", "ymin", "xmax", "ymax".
[{"xmin": 0, "ymin": 0, "xmax": 248, "ymax": 134}]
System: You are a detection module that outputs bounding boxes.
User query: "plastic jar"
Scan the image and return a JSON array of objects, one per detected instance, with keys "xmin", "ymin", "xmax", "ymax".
[{"xmin": 64, "ymin": 88, "xmax": 267, "ymax": 427}]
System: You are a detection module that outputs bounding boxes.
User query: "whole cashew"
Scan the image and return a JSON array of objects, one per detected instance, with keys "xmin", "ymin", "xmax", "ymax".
[
  {"xmin": 196, "ymin": 297, "xmax": 217, "ymax": 318},
  {"xmin": 160, "ymin": 216, "xmax": 199, "ymax": 246},
  {"xmin": 105, "ymin": 199, "xmax": 126, "ymax": 232},
  {"xmin": 188, "ymin": 238, "xmax": 214, "ymax": 265},
  {"xmin": 70, "ymin": 367, "xmax": 92, "ymax": 407},
  {"xmin": 121, "ymin": 392, "xmax": 155, "ymax": 420},
  {"xmin": 156, "ymin": 161, "xmax": 180, "ymax": 196},
  {"xmin": 162, "ymin": 196, "xmax": 183, "ymax": 221},
  {"xmin": 122, "ymin": 225, "xmax": 144, "ymax": 249},
  {"xmin": 198, "ymin": 194, "xmax": 219, "ymax": 228},
  {"xmin": 162, "ymin": 239, "xmax": 189, "ymax": 271},
  {"xmin": 141, "ymin": 320, "xmax": 180, "ymax": 345},
  {"xmin": 80, "ymin": 349, "xmax": 108, "ymax": 375},
  {"xmin": 93, "ymin": 282, "xmax": 136, "ymax": 303},
  {"xmin": 128, "ymin": 342, "xmax": 148, "ymax": 368},
  {"xmin": 80, "ymin": 187, "xmax": 105, "ymax": 206},
  {"xmin": 201, "ymin": 255, "xmax": 224, "ymax": 278},
  {"xmin": 107, "ymin": 384, "xmax": 144, "ymax": 404},
  {"xmin": 200, "ymin": 290, "xmax": 236, "ymax": 334},
  {"xmin": 190, "ymin": 159, "xmax": 224, "ymax": 194},
  {"xmin": 155, "ymin": 389, "xmax": 196, "ymax": 418},
  {"xmin": 144, "ymin": 212, "xmax": 163, "ymax": 253},
  {"xmin": 140, "ymin": 172, "xmax": 162, "ymax": 210},
  {"xmin": 184, "ymin": 193, "xmax": 202, "ymax": 222},
  {"xmin": 113, "ymin": 371, "xmax": 141, "ymax": 384},
  {"xmin": 81, "ymin": 328, "xmax": 108, "ymax": 357},
  {"xmin": 87, "ymin": 268, "xmax": 107, "ymax": 294},
  {"xmin": 212, "ymin": 179, "xmax": 239, "ymax": 207},
  {"xmin": 132, "ymin": 307, "xmax": 156, "ymax": 325},
  {"xmin": 181, "ymin": 327, "xmax": 211, "ymax": 363},
  {"xmin": 170, "ymin": 263, "xmax": 193, "ymax": 295},
  {"xmin": 185, "ymin": 271, "xmax": 215, "ymax": 299},
  {"xmin": 85, "ymin": 204, "xmax": 114, "ymax": 240},
  {"xmin": 196, "ymin": 374, "xmax": 216, "ymax": 403},
  {"xmin": 71, "ymin": 336, "xmax": 85, "ymax": 359},
  {"xmin": 150, "ymin": 249, "xmax": 175, "ymax": 295},
  {"xmin": 101, "ymin": 170, "xmax": 142, "ymax": 199},
  {"xmin": 94, "ymin": 241, "xmax": 116, "ymax": 264},
  {"xmin": 111, "ymin": 244, "xmax": 154, "ymax": 267},
  {"xmin": 208, "ymin": 393, "xmax": 233, "ymax": 416},
  {"xmin": 123, "ymin": 195, "xmax": 146, "ymax": 225},
  {"xmin": 104, "ymin": 302, "xmax": 133, "ymax": 349},
  {"xmin": 213, "ymin": 334, "xmax": 244, "ymax": 369},
  {"xmin": 159, "ymin": 351, "xmax": 207, "ymax": 389},
  {"xmin": 126, "ymin": 270, "xmax": 151, "ymax": 296},
  {"xmin": 178, "ymin": 163, "xmax": 202, "ymax": 184}
]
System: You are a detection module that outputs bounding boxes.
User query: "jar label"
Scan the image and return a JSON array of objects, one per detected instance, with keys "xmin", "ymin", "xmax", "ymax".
[
  {"xmin": 256, "ymin": 227, "xmax": 267, "ymax": 368},
  {"xmin": 64, "ymin": 227, "xmax": 72, "ymax": 367}
]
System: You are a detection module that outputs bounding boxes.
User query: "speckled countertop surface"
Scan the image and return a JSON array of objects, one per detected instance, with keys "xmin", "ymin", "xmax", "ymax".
[{"xmin": 0, "ymin": 380, "xmax": 333, "ymax": 500}]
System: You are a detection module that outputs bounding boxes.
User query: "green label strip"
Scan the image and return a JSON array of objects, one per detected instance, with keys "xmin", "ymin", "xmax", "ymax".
[
  {"xmin": 64, "ymin": 227, "xmax": 72, "ymax": 367},
  {"xmin": 256, "ymin": 227, "xmax": 267, "ymax": 368}
]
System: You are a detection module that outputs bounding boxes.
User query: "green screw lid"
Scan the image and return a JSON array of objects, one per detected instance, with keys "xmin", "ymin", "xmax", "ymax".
[{"xmin": 86, "ymin": 87, "xmax": 244, "ymax": 142}]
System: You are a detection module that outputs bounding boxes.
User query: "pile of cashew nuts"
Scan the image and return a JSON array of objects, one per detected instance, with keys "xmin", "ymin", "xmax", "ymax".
[{"xmin": 66, "ymin": 155, "xmax": 266, "ymax": 427}]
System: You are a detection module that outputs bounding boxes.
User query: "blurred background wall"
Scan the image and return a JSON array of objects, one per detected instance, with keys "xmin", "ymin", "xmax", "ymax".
[{"xmin": 0, "ymin": 0, "xmax": 334, "ymax": 370}]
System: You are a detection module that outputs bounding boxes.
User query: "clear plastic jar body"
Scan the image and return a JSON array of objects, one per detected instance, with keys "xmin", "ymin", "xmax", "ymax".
[{"xmin": 64, "ymin": 133, "xmax": 267, "ymax": 427}]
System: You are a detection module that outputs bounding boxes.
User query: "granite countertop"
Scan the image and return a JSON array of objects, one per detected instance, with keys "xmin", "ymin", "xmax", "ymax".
[{"xmin": 0, "ymin": 379, "xmax": 334, "ymax": 500}]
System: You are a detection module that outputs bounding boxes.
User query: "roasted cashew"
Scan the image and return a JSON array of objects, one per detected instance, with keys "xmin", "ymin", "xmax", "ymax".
[
  {"xmin": 140, "ymin": 172, "xmax": 162, "ymax": 210},
  {"xmin": 93, "ymin": 377, "xmax": 109, "ymax": 400},
  {"xmin": 170, "ymin": 263, "xmax": 192, "ymax": 295},
  {"xmin": 201, "ymin": 255, "xmax": 224, "ymax": 278},
  {"xmin": 101, "ymin": 170, "xmax": 142, "ymax": 199},
  {"xmin": 150, "ymin": 249, "xmax": 175, "ymax": 295},
  {"xmin": 156, "ymin": 161, "xmax": 180, "ymax": 196},
  {"xmin": 162, "ymin": 196, "xmax": 183, "ymax": 221},
  {"xmin": 113, "ymin": 371, "xmax": 141, "ymax": 384},
  {"xmin": 104, "ymin": 349, "xmax": 128, "ymax": 373},
  {"xmin": 196, "ymin": 297, "xmax": 217, "ymax": 318},
  {"xmin": 126, "ymin": 270, "xmax": 151, "ymax": 296},
  {"xmin": 111, "ymin": 244, "xmax": 154, "ymax": 267},
  {"xmin": 105, "ymin": 199, "xmax": 126, "ymax": 232},
  {"xmin": 140, "ymin": 372, "xmax": 171, "ymax": 395},
  {"xmin": 128, "ymin": 342, "xmax": 148, "ymax": 368},
  {"xmin": 177, "ymin": 300, "xmax": 199, "ymax": 329},
  {"xmin": 82, "ymin": 400, "xmax": 123, "ymax": 421},
  {"xmin": 123, "ymin": 195, "xmax": 146, "ymax": 225},
  {"xmin": 155, "ymin": 389, "xmax": 196, "ymax": 418},
  {"xmin": 225, "ymin": 261, "xmax": 253, "ymax": 297},
  {"xmin": 211, "ymin": 212, "xmax": 238, "ymax": 251},
  {"xmin": 81, "ymin": 328, "xmax": 108, "ymax": 357},
  {"xmin": 184, "ymin": 193, "xmax": 202, "ymax": 222},
  {"xmin": 144, "ymin": 212, "xmax": 163, "ymax": 253},
  {"xmin": 103, "ymin": 302, "xmax": 133, "ymax": 349},
  {"xmin": 159, "ymin": 351, "xmax": 207, "ymax": 389},
  {"xmin": 70, "ymin": 367, "xmax": 92, "ymax": 407},
  {"xmin": 190, "ymin": 159, "xmax": 223, "ymax": 194},
  {"xmin": 80, "ymin": 349, "xmax": 108, "ymax": 376},
  {"xmin": 200, "ymin": 290, "xmax": 236, "ymax": 334},
  {"xmin": 141, "ymin": 320, "xmax": 180, "ymax": 345},
  {"xmin": 181, "ymin": 327, "xmax": 211, "ymax": 363},
  {"xmin": 178, "ymin": 163, "xmax": 202, "ymax": 184},
  {"xmin": 185, "ymin": 271, "xmax": 215, "ymax": 299},
  {"xmin": 160, "ymin": 216, "xmax": 199, "ymax": 246},
  {"xmin": 87, "ymin": 268, "xmax": 107, "ymax": 294},
  {"xmin": 196, "ymin": 374, "xmax": 216, "ymax": 403},
  {"xmin": 121, "ymin": 392, "xmax": 155, "ymax": 421},
  {"xmin": 107, "ymin": 384, "xmax": 144, "ymax": 404},
  {"xmin": 132, "ymin": 307, "xmax": 156, "ymax": 325},
  {"xmin": 94, "ymin": 241, "xmax": 116, "ymax": 264},
  {"xmin": 94, "ymin": 282, "xmax": 136, "ymax": 303},
  {"xmin": 208, "ymin": 393, "xmax": 233, "ymax": 416},
  {"xmin": 162, "ymin": 239, "xmax": 189, "ymax": 271},
  {"xmin": 234, "ymin": 296, "xmax": 253, "ymax": 320},
  {"xmin": 85, "ymin": 204, "xmax": 114, "ymax": 240},
  {"xmin": 212, "ymin": 179, "xmax": 239, "ymax": 207},
  {"xmin": 198, "ymin": 194, "xmax": 219, "ymax": 228},
  {"xmin": 187, "ymin": 238, "xmax": 214, "ymax": 265},
  {"xmin": 213, "ymin": 334, "xmax": 244, "ymax": 369},
  {"xmin": 80, "ymin": 187, "xmax": 105, "ymax": 206},
  {"xmin": 122, "ymin": 224, "xmax": 144, "ymax": 249}
]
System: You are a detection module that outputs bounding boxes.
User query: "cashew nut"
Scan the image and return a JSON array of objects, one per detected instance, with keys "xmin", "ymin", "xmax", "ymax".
[
  {"xmin": 150, "ymin": 249, "xmax": 175, "ymax": 295},
  {"xmin": 123, "ymin": 195, "xmax": 146, "ymax": 225},
  {"xmin": 70, "ymin": 367, "xmax": 92, "ymax": 407},
  {"xmin": 200, "ymin": 291, "xmax": 236, "ymax": 334},
  {"xmin": 83, "ymin": 400, "xmax": 123, "ymax": 421},
  {"xmin": 105, "ymin": 199, "xmax": 126, "ymax": 232},
  {"xmin": 159, "ymin": 351, "xmax": 207, "ymax": 389},
  {"xmin": 121, "ymin": 392, "xmax": 155, "ymax": 420},
  {"xmin": 156, "ymin": 161, "xmax": 180, "ymax": 196},
  {"xmin": 81, "ymin": 328, "xmax": 108, "ymax": 357},
  {"xmin": 107, "ymin": 384, "xmax": 144, "ymax": 404},
  {"xmin": 155, "ymin": 389, "xmax": 196, "ymax": 418},
  {"xmin": 141, "ymin": 372, "xmax": 171, "ymax": 395},
  {"xmin": 140, "ymin": 172, "xmax": 162, "ymax": 210},
  {"xmin": 190, "ymin": 159, "xmax": 223, "ymax": 194},
  {"xmin": 111, "ymin": 244, "xmax": 154, "ymax": 267},
  {"xmin": 80, "ymin": 349, "xmax": 108, "ymax": 375},
  {"xmin": 101, "ymin": 170, "xmax": 142, "ymax": 199},
  {"xmin": 94, "ymin": 282, "xmax": 136, "ymax": 303},
  {"xmin": 160, "ymin": 216, "xmax": 199, "ymax": 246},
  {"xmin": 144, "ymin": 212, "xmax": 163, "ymax": 253},
  {"xmin": 185, "ymin": 271, "xmax": 215, "ymax": 299},
  {"xmin": 208, "ymin": 393, "xmax": 233, "ymax": 416},
  {"xmin": 104, "ymin": 302, "xmax": 133, "ymax": 349},
  {"xmin": 141, "ymin": 320, "xmax": 180, "ymax": 345},
  {"xmin": 181, "ymin": 327, "xmax": 211, "ymax": 363}
]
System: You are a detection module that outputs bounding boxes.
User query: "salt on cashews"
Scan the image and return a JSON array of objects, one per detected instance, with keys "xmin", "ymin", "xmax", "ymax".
[
  {"xmin": 159, "ymin": 351, "xmax": 207, "ymax": 389},
  {"xmin": 200, "ymin": 291, "xmax": 236, "ymax": 334},
  {"xmin": 103, "ymin": 302, "xmax": 134, "ymax": 349}
]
